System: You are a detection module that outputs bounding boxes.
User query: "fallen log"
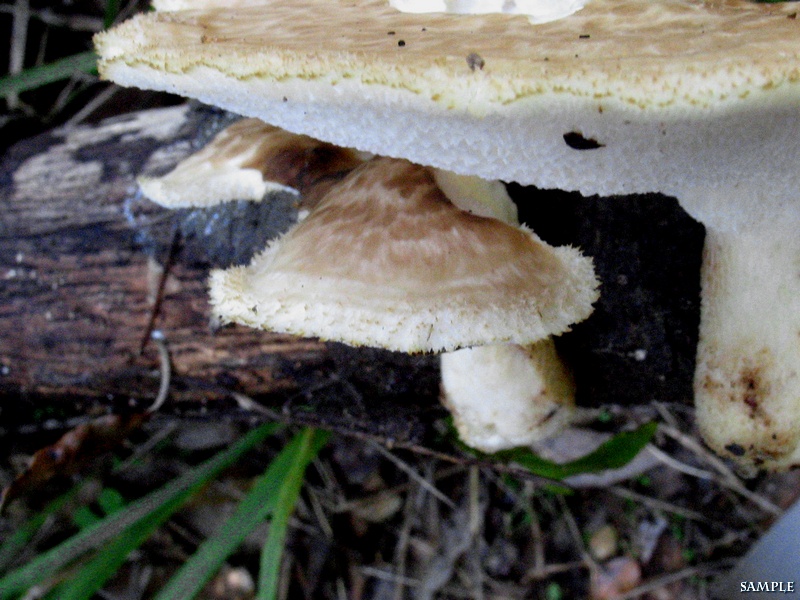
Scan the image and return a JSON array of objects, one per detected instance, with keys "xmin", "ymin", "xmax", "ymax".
[{"xmin": 0, "ymin": 103, "xmax": 704, "ymax": 447}]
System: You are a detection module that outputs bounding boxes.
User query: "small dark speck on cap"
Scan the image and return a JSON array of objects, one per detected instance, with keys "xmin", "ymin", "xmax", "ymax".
[
  {"xmin": 579, "ymin": 34, "xmax": 590, "ymax": 39},
  {"xmin": 387, "ymin": 30, "xmax": 396, "ymax": 35},
  {"xmin": 466, "ymin": 52, "xmax": 485, "ymax": 71},
  {"xmin": 398, "ymin": 40, "xmax": 406, "ymax": 47},
  {"xmin": 563, "ymin": 131, "xmax": 605, "ymax": 150},
  {"xmin": 725, "ymin": 443, "xmax": 746, "ymax": 457}
]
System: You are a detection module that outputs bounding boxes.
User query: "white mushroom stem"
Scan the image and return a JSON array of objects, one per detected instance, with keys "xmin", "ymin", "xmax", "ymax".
[
  {"xmin": 693, "ymin": 226, "xmax": 800, "ymax": 471},
  {"xmin": 435, "ymin": 169, "xmax": 577, "ymax": 452},
  {"xmin": 441, "ymin": 342, "xmax": 575, "ymax": 452}
]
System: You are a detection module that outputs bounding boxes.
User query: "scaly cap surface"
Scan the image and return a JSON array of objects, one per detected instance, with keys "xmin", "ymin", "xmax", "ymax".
[{"xmin": 210, "ymin": 157, "xmax": 599, "ymax": 352}]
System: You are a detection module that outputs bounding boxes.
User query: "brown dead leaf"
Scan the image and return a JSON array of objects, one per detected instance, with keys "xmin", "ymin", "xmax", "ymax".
[{"xmin": 1, "ymin": 413, "xmax": 147, "ymax": 510}]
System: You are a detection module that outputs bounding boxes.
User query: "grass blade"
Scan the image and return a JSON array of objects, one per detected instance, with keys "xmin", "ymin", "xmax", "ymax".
[
  {"xmin": 495, "ymin": 422, "xmax": 658, "ymax": 480},
  {"xmin": 0, "ymin": 422, "xmax": 281, "ymax": 599},
  {"xmin": 0, "ymin": 485, "xmax": 83, "ymax": 575},
  {"xmin": 155, "ymin": 427, "xmax": 328, "ymax": 600},
  {"xmin": 0, "ymin": 52, "xmax": 98, "ymax": 99},
  {"xmin": 257, "ymin": 428, "xmax": 329, "ymax": 600}
]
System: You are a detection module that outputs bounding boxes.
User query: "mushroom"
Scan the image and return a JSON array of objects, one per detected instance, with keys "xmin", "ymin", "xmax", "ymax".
[
  {"xmin": 432, "ymin": 168, "xmax": 577, "ymax": 451},
  {"xmin": 97, "ymin": 0, "xmax": 800, "ymax": 468},
  {"xmin": 140, "ymin": 120, "xmax": 595, "ymax": 449},
  {"xmin": 139, "ymin": 117, "xmax": 367, "ymax": 210},
  {"xmin": 208, "ymin": 156, "xmax": 596, "ymax": 353}
]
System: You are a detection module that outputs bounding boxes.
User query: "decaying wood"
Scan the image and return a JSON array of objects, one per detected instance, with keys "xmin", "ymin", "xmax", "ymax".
[
  {"xmin": 0, "ymin": 104, "xmax": 441, "ymax": 444},
  {"xmin": 0, "ymin": 103, "xmax": 705, "ymax": 448}
]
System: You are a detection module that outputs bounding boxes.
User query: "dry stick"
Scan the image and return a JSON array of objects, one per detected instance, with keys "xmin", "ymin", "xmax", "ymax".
[
  {"xmin": 146, "ymin": 330, "xmax": 171, "ymax": 413},
  {"xmin": 646, "ymin": 444, "xmax": 720, "ymax": 481},
  {"xmin": 527, "ymin": 501, "xmax": 547, "ymax": 581},
  {"xmin": 608, "ymin": 486, "xmax": 709, "ymax": 523},
  {"xmin": 526, "ymin": 561, "xmax": 590, "ymax": 581},
  {"xmin": 332, "ymin": 465, "xmax": 465, "ymax": 514},
  {"xmin": 306, "ymin": 487, "xmax": 334, "ymax": 540},
  {"xmin": 0, "ymin": 5, "xmax": 103, "ymax": 31},
  {"xmin": 8, "ymin": 0, "xmax": 29, "ymax": 109},
  {"xmin": 392, "ymin": 482, "xmax": 424, "ymax": 600},
  {"xmin": 557, "ymin": 494, "xmax": 599, "ymax": 575},
  {"xmin": 359, "ymin": 566, "xmax": 420, "ymax": 587},
  {"xmin": 277, "ymin": 550, "xmax": 293, "ymax": 600},
  {"xmin": 66, "ymin": 84, "xmax": 120, "ymax": 127},
  {"xmin": 467, "ymin": 466, "xmax": 485, "ymax": 600},
  {"xmin": 369, "ymin": 441, "xmax": 457, "ymax": 509},
  {"xmin": 614, "ymin": 559, "xmax": 736, "ymax": 600},
  {"xmin": 230, "ymin": 392, "xmax": 285, "ymax": 420},
  {"xmin": 335, "ymin": 577, "xmax": 349, "ymax": 600},
  {"xmin": 113, "ymin": 420, "xmax": 179, "ymax": 473},
  {"xmin": 655, "ymin": 423, "xmax": 782, "ymax": 516}
]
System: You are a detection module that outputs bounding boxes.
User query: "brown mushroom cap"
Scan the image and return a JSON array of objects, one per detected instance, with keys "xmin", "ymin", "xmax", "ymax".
[
  {"xmin": 139, "ymin": 118, "xmax": 367, "ymax": 209},
  {"xmin": 210, "ymin": 157, "xmax": 598, "ymax": 352}
]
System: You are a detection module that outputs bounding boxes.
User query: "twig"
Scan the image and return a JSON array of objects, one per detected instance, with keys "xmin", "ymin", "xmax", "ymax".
[
  {"xmin": 332, "ymin": 465, "xmax": 464, "ymax": 514},
  {"xmin": 360, "ymin": 566, "xmax": 419, "ymax": 587},
  {"xmin": 525, "ymin": 560, "xmax": 590, "ymax": 581},
  {"xmin": 657, "ymin": 424, "xmax": 782, "ymax": 516},
  {"xmin": 608, "ymin": 486, "xmax": 710, "ymax": 523},
  {"xmin": 646, "ymin": 444, "xmax": 719, "ymax": 481},
  {"xmin": 466, "ymin": 466, "xmax": 486, "ymax": 600},
  {"xmin": 113, "ymin": 420, "xmax": 178, "ymax": 473},
  {"xmin": 8, "ymin": 0, "xmax": 30, "ymax": 109},
  {"xmin": 557, "ymin": 494, "xmax": 599, "ymax": 574},
  {"xmin": 467, "ymin": 466, "xmax": 482, "ymax": 537},
  {"xmin": 146, "ymin": 330, "xmax": 171, "ymax": 413},
  {"xmin": 306, "ymin": 487, "xmax": 334, "ymax": 540},
  {"xmin": 230, "ymin": 391, "xmax": 283, "ymax": 420},
  {"xmin": 65, "ymin": 84, "xmax": 120, "ymax": 127},
  {"xmin": 369, "ymin": 441, "xmax": 456, "ymax": 509},
  {"xmin": 614, "ymin": 560, "xmax": 735, "ymax": 600},
  {"xmin": 391, "ymin": 482, "xmax": 423, "ymax": 600}
]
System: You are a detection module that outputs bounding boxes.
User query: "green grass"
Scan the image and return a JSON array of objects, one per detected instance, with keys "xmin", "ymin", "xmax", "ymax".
[
  {"xmin": 0, "ymin": 423, "xmax": 328, "ymax": 600},
  {"xmin": 0, "ymin": 52, "xmax": 99, "ymax": 100},
  {"xmin": 459, "ymin": 421, "xmax": 657, "ymax": 481}
]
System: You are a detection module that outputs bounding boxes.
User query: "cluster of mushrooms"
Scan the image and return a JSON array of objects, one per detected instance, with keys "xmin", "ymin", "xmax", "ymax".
[{"xmin": 96, "ymin": 0, "xmax": 800, "ymax": 470}]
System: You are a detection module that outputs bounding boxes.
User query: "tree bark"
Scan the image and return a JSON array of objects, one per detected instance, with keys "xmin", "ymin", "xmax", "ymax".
[{"xmin": 0, "ymin": 104, "xmax": 442, "ymax": 444}]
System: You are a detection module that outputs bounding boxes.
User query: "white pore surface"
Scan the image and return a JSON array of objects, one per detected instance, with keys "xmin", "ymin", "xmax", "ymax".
[
  {"xmin": 100, "ymin": 63, "xmax": 800, "ymax": 232},
  {"xmin": 389, "ymin": 0, "xmax": 587, "ymax": 24}
]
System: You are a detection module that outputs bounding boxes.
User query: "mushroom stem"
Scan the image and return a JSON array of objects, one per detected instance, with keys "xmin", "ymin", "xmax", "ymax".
[
  {"xmin": 436, "ymin": 170, "xmax": 579, "ymax": 451},
  {"xmin": 693, "ymin": 227, "xmax": 800, "ymax": 471},
  {"xmin": 441, "ymin": 341, "xmax": 575, "ymax": 452}
]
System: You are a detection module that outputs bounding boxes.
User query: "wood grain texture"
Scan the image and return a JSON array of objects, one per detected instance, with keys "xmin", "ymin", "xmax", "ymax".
[{"xmin": 0, "ymin": 104, "xmax": 442, "ymax": 444}]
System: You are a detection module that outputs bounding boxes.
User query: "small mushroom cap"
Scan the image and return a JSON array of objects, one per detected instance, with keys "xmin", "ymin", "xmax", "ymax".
[
  {"xmin": 210, "ymin": 157, "xmax": 598, "ymax": 353},
  {"xmin": 139, "ymin": 118, "xmax": 366, "ymax": 208}
]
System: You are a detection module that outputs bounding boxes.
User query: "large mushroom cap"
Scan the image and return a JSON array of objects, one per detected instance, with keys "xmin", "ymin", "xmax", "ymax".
[
  {"xmin": 95, "ymin": 0, "xmax": 800, "ymax": 198},
  {"xmin": 210, "ymin": 157, "xmax": 598, "ymax": 352}
]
